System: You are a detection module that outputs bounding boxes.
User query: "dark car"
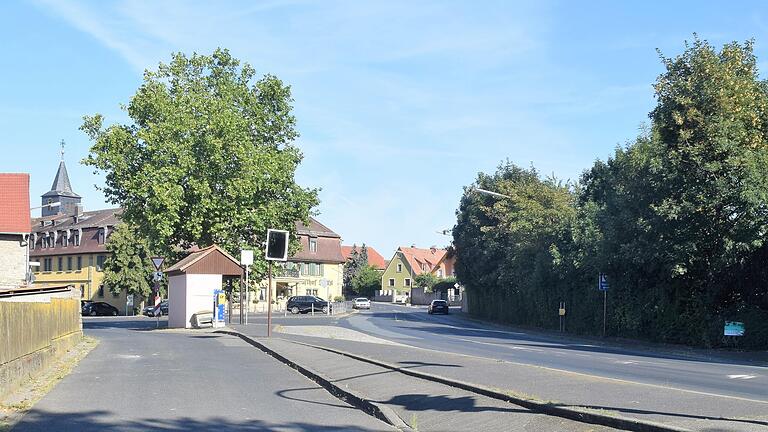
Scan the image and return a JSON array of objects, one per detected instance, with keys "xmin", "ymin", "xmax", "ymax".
[
  {"xmin": 82, "ymin": 301, "xmax": 119, "ymax": 316},
  {"xmin": 144, "ymin": 300, "xmax": 169, "ymax": 317},
  {"xmin": 428, "ymin": 300, "xmax": 449, "ymax": 315},
  {"xmin": 286, "ymin": 296, "xmax": 331, "ymax": 314}
]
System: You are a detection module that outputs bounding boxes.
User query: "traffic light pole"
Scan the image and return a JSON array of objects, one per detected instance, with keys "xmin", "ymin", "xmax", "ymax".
[{"xmin": 267, "ymin": 261, "xmax": 273, "ymax": 338}]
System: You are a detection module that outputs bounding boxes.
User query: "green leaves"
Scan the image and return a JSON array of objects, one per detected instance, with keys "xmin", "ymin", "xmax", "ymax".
[
  {"xmin": 455, "ymin": 38, "xmax": 768, "ymax": 348},
  {"xmin": 102, "ymin": 223, "xmax": 155, "ymax": 298},
  {"xmin": 82, "ymin": 49, "xmax": 319, "ymax": 276}
]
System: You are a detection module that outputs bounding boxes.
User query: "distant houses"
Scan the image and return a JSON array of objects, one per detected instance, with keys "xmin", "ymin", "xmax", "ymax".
[
  {"xmin": 380, "ymin": 246, "xmax": 455, "ymax": 301},
  {"xmin": 341, "ymin": 244, "xmax": 387, "ymax": 271}
]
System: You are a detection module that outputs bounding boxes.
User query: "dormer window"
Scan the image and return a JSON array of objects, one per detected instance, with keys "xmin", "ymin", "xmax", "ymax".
[
  {"xmin": 309, "ymin": 237, "xmax": 317, "ymax": 253},
  {"xmin": 98, "ymin": 228, "xmax": 106, "ymax": 244},
  {"xmin": 73, "ymin": 230, "xmax": 81, "ymax": 246}
]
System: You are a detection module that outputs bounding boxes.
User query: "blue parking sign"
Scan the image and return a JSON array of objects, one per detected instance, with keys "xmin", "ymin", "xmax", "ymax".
[{"xmin": 598, "ymin": 273, "xmax": 610, "ymax": 291}]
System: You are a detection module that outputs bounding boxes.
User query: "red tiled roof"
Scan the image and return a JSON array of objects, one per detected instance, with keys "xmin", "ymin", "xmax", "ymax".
[
  {"xmin": 0, "ymin": 174, "xmax": 30, "ymax": 234},
  {"xmin": 341, "ymin": 245, "xmax": 387, "ymax": 270},
  {"xmin": 397, "ymin": 246, "xmax": 447, "ymax": 275}
]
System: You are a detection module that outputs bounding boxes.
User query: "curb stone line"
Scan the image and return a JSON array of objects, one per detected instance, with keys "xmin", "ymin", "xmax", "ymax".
[
  {"xmin": 283, "ymin": 338, "xmax": 693, "ymax": 432},
  {"xmin": 213, "ymin": 330, "xmax": 411, "ymax": 431}
]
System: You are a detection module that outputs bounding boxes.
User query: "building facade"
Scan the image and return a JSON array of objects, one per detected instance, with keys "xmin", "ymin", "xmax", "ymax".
[
  {"xmin": 28, "ymin": 159, "xmax": 128, "ymax": 313},
  {"xmin": 0, "ymin": 173, "xmax": 31, "ymax": 290},
  {"xmin": 263, "ymin": 218, "xmax": 345, "ymax": 302},
  {"xmin": 380, "ymin": 246, "xmax": 455, "ymax": 299}
]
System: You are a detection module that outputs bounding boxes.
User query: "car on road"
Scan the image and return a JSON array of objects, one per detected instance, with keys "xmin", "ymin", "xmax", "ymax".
[
  {"xmin": 427, "ymin": 299, "xmax": 449, "ymax": 315},
  {"xmin": 352, "ymin": 297, "xmax": 371, "ymax": 309},
  {"xmin": 82, "ymin": 301, "xmax": 119, "ymax": 316},
  {"xmin": 144, "ymin": 300, "xmax": 169, "ymax": 317},
  {"xmin": 286, "ymin": 296, "xmax": 331, "ymax": 314}
]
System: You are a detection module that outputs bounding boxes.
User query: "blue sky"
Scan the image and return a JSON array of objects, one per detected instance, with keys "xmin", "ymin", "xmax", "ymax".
[{"xmin": 2, "ymin": 1, "xmax": 767, "ymax": 257}]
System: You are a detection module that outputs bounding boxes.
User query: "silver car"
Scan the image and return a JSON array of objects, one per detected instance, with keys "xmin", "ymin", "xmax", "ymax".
[{"xmin": 353, "ymin": 297, "xmax": 371, "ymax": 309}]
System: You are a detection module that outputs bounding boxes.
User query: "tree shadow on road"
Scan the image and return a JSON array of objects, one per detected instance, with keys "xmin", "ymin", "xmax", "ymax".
[{"xmin": 12, "ymin": 408, "xmax": 392, "ymax": 432}]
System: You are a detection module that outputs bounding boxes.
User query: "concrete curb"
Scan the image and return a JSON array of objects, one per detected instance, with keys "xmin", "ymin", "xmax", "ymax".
[
  {"xmin": 214, "ymin": 330, "xmax": 411, "ymax": 431},
  {"xmin": 284, "ymin": 338, "xmax": 692, "ymax": 432}
]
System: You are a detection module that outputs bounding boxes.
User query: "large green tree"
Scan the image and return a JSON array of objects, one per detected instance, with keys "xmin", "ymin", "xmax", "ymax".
[
  {"xmin": 82, "ymin": 49, "xmax": 319, "ymax": 276},
  {"xmin": 351, "ymin": 265, "xmax": 380, "ymax": 298},
  {"xmin": 453, "ymin": 38, "xmax": 768, "ymax": 347},
  {"xmin": 102, "ymin": 223, "xmax": 156, "ymax": 298}
]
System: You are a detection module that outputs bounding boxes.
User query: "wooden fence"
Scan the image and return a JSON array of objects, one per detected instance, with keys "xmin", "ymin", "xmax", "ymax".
[{"xmin": 0, "ymin": 297, "xmax": 82, "ymax": 398}]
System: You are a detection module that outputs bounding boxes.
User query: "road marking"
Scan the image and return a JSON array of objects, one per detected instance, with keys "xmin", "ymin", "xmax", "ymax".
[
  {"xmin": 728, "ymin": 374, "xmax": 757, "ymax": 380},
  {"xmin": 454, "ymin": 337, "xmax": 545, "ymax": 352},
  {"xmin": 616, "ymin": 360, "xmax": 637, "ymax": 365}
]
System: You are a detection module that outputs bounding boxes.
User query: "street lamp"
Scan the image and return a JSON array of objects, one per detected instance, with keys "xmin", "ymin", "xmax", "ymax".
[{"xmin": 472, "ymin": 187, "xmax": 511, "ymax": 199}]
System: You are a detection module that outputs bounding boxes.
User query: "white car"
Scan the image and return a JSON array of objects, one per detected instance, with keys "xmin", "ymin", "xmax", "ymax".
[{"xmin": 352, "ymin": 298, "xmax": 371, "ymax": 309}]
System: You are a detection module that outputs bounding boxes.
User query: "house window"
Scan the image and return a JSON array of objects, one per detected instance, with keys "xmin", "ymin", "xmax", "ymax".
[
  {"xmin": 306, "ymin": 289, "xmax": 318, "ymax": 296},
  {"xmin": 97, "ymin": 285, "xmax": 104, "ymax": 297},
  {"xmin": 96, "ymin": 255, "xmax": 106, "ymax": 271},
  {"xmin": 437, "ymin": 269, "xmax": 443, "ymax": 278},
  {"xmin": 309, "ymin": 238, "xmax": 317, "ymax": 253},
  {"xmin": 388, "ymin": 278, "xmax": 395, "ymax": 287},
  {"xmin": 67, "ymin": 256, "xmax": 73, "ymax": 271},
  {"xmin": 57, "ymin": 257, "xmax": 63, "ymax": 271},
  {"xmin": 396, "ymin": 263, "xmax": 402, "ymax": 273},
  {"xmin": 98, "ymin": 229, "xmax": 105, "ymax": 244},
  {"xmin": 80, "ymin": 285, "xmax": 84, "ymax": 298},
  {"xmin": 44, "ymin": 258, "xmax": 52, "ymax": 272},
  {"xmin": 421, "ymin": 263, "xmax": 427, "ymax": 272},
  {"xmin": 74, "ymin": 231, "xmax": 80, "ymax": 246},
  {"xmin": 77, "ymin": 256, "xmax": 82, "ymax": 270},
  {"xmin": 405, "ymin": 278, "xmax": 411, "ymax": 287}
]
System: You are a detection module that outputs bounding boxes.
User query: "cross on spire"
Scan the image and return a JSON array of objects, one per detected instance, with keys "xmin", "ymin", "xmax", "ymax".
[{"xmin": 60, "ymin": 139, "xmax": 65, "ymax": 161}]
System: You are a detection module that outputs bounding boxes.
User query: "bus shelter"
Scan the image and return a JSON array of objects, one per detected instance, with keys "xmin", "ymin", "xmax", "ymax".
[{"xmin": 164, "ymin": 245, "xmax": 243, "ymax": 328}]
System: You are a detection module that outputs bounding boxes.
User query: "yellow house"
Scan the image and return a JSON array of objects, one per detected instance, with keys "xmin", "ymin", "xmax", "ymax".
[
  {"xmin": 260, "ymin": 218, "xmax": 345, "ymax": 302},
  {"xmin": 29, "ymin": 159, "xmax": 128, "ymax": 314}
]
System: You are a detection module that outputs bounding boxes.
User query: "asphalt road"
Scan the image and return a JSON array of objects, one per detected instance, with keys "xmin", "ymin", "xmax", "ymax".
[
  {"xmin": 300, "ymin": 302, "xmax": 767, "ymax": 402},
  {"xmin": 13, "ymin": 316, "xmax": 393, "ymax": 432}
]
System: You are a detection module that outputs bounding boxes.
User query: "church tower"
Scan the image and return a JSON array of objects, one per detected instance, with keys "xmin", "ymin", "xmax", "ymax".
[{"xmin": 41, "ymin": 140, "xmax": 81, "ymax": 217}]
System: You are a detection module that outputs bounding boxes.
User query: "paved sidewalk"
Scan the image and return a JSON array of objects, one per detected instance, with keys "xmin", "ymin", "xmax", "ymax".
[
  {"xmin": 233, "ymin": 323, "xmax": 768, "ymax": 432},
  {"xmin": 256, "ymin": 337, "xmax": 616, "ymax": 432},
  {"xmin": 13, "ymin": 317, "xmax": 393, "ymax": 432}
]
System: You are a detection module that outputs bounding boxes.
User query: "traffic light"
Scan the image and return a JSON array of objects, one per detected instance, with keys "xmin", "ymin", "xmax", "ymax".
[{"xmin": 266, "ymin": 229, "xmax": 289, "ymax": 261}]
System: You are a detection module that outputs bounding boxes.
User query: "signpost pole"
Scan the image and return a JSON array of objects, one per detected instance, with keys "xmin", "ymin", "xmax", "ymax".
[
  {"xmin": 244, "ymin": 265, "xmax": 249, "ymax": 326},
  {"xmin": 267, "ymin": 261, "xmax": 273, "ymax": 338},
  {"xmin": 602, "ymin": 290, "xmax": 607, "ymax": 338}
]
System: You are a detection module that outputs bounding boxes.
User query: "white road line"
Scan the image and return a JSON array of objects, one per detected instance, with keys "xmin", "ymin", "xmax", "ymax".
[
  {"xmin": 727, "ymin": 374, "xmax": 758, "ymax": 380},
  {"xmin": 454, "ymin": 337, "xmax": 545, "ymax": 352}
]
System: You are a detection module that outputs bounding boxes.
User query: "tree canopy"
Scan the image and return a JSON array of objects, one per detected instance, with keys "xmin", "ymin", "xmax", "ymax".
[
  {"xmin": 82, "ymin": 49, "xmax": 318, "ymax": 276},
  {"xmin": 454, "ymin": 38, "xmax": 768, "ymax": 348},
  {"xmin": 102, "ymin": 223, "xmax": 157, "ymax": 298}
]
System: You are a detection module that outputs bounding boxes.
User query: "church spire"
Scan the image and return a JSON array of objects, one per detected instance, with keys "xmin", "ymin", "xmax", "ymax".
[{"xmin": 41, "ymin": 140, "xmax": 81, "ymax": 217}]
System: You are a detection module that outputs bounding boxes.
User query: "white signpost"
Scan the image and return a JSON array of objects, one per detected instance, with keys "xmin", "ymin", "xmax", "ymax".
[{"xmin": 240, "ymin": 250, "xmax": 253, "ymax": 325}]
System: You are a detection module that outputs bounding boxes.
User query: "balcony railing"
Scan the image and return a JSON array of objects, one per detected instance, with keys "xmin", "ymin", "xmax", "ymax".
[{"xmin": 273, "ymin": 266, "xmax": 300, "ymax": 278}]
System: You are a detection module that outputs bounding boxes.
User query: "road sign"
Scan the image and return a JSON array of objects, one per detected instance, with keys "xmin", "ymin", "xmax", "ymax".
[
  {"xmin": 153, "ymin": 271, "xmax": 163, "ymax": 281},
  {"xmin": 126, "ymin": 294, "xmax": 134, "ymax": 307},
  {"xmin": 724, "ymin": 321, "xmax": 745, "ymax": 336},
  {"xmin": 598, "ymin": 273, "xmax": 610, "ymax": 291},
  {"xmin": 151, "ymin": 256, "xmax": 165, "ymax": 270},
  {"xmin": 240, "ymin": 249, "xmax": 254, "ymax": 266}
]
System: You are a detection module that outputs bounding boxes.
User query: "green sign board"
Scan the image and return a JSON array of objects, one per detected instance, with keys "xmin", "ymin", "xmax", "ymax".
[{"xmin": 724, "ymin": 321, "xmax": 745, "ymax": 337}]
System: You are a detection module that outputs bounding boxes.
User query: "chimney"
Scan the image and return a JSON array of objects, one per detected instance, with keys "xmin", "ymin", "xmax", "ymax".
[{"xmin": 411, "ymin": 244, "xmax": 416, "ymax": 248}]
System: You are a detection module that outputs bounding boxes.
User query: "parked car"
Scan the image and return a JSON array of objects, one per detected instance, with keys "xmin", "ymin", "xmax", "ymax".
[
  {"xmin": 144, "ymin": 300, "xmax": 169, "ymax": 317},
  {"xmin": 352, "ymin": 297, "xmax": 371, "ymax": 309},
  {"xmin": 286, "ymin": 296, "xmax": 331, "ymax": 314},
  {"xmin": 427, "ymin": 299, "xmax": 449, "ymax": 315},
  {"xmin": 82, "ymin": 301, "xmax": 119, "ymax": 316}
]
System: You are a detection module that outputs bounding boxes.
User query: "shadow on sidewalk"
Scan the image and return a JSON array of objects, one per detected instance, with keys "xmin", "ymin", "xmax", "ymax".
[
  {"xmin": 380, "ymin": 393, "xmax": 529, "ymax": 414},
  {"xmin": 558, "ymin": 403, "xmax": 768, "ymax": 428},
  {"xmin": 13, "ymin": 408, "xmax": 387, "ymax": 432}
]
